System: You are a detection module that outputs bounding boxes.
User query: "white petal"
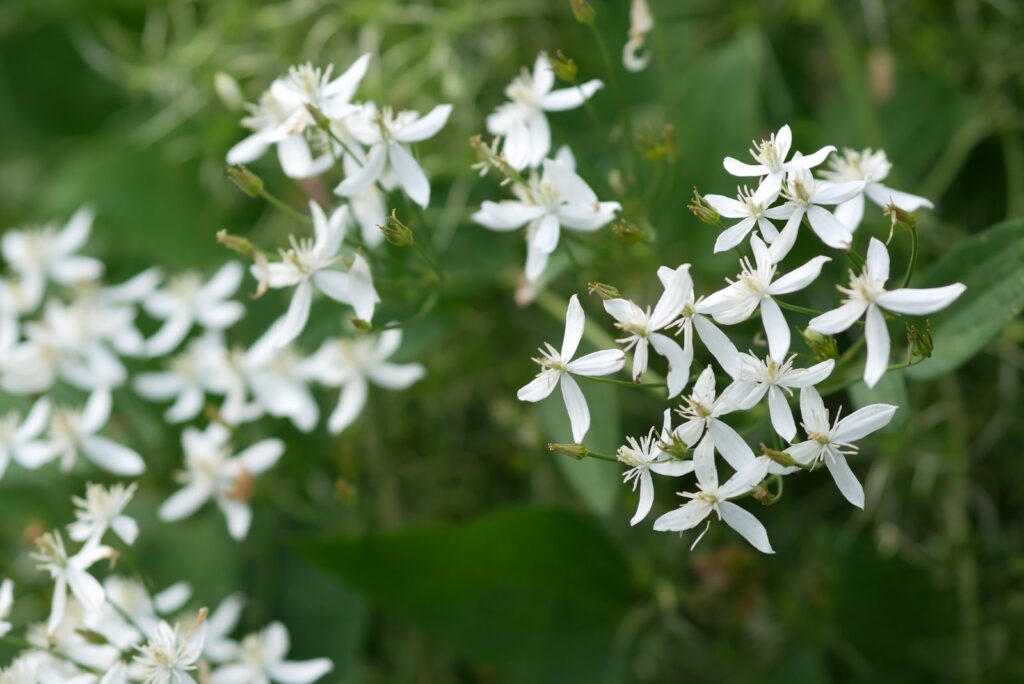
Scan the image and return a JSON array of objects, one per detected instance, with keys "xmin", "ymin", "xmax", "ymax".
[
  {"xmin": 866, "ymin": 237, "xmax": 890, "ymax": 283},
  {"xmin": 770, "ymin": 255, "xmax": 831, "ymax": 295},
  {"xmin": 388, "ymin": 142, "xmax": 431, "ymax": 207},
  {"xmin": 367, "ymin": 362, "xmax": 426, "ymax": 389},
  {"xmin": 542, "ymin": 158, "xmax": 597, "ymax": 205},
  {"xmin": 722, "ymin": 157, "xmax": 767, "ymax": 177},
  {"xmin": 717, "ymin": 501, "xmax": 774, "ymax": 553},
  {"xmin": 649, "ymin": 332, "xmax": 691, "ymax": 399},
  {"xmin": 218, "ymin": 499, "xmax": 252, "ymax": 540},
  {"xmin": 798, "ymin": 386, "xmax": 830, "ymax": 435},
  {"xmin": 759, "ymin": 297, "xmax": 791, "ymax": 361},
  {"xmin": 335, "ymin": 143, "xmax": 386, "ymax": 197},
  {"xmin": 516, "ymin": 370, "xmax": 559, "ymax": 402},
  {"xmin": 560, "ymin": 374, "xmax": 590, "ymax": 443},
  {"xmin": 566, "ymin": 349, "xmax": 625, "ymax": 377},
  {"xmin": 80, "ymin": 436, "xmax": 145, "ymax": 476},
  {"xmin": 473, "ymin": 201, "xmax": 545, "ymax": 230},
  {"xmin": 805, "ymin": 205, "xmax": 853, "ymax": 249},
  {"xmin": 876, "ymin": 283, "xmax": 966, "ymax": 315},
  {"xmin": 781, "ymin": 359, "xmax": 835, "ymax": 388},
  {"xmin": 693, "ymin": 315, "xmax": 740, "ymax": 379},
  {"xmin": 112, "ymin": 516, "xmax": 139, "ymax": 545},
  {"xmin": 561, "ymin": 294, "xmax": 585, "ymax": 360},
  {"xmin": 784, "ymin": 144, "xmax": 835, "ymax": 170},
  {"xmin": 708, "ymin": 419, "xmax": 755, "ymax": 471},
  {"xmin": 864, "ymin": 182, "xmax": 934, "ymax": 211},
  {"xmin": 81, "ymin": 386, "xmax": 112, "ymax": 434},
  {"xmin": 834, "ymin": 194, "xmax": 865, "ymax": 231},
  {"xmin": 603, "ymin": 298, "xmax": 646, "ymax": 326},
  {"xmin": 863, "ymin": 304, "xmax": 890, "ymax": 388},
  {"xmin": 752, "ymin": 172, "xmax": 783, "ymax": 206},
  {"xmin": 692, "ymin": 433, "xmax": 717, "ymax": 491},
  {"xmin": 833, "ymin": 403, "xmax": 898, "ymax": 443},
  {"xmin": 394, "ymin": 104, "xmax": 452, "ymax": 143},
  {"xmin": 531, "ymin": 213, "xmax": 561, "ymax": 254},
  {"xmin": 714, "ymin": 217, "xmax": 756, "ymax": 253},
  {"xmin": 650, "ymin": 267, "xmax": 690, "ymax": 330},
  {"xmin": 539, "ymin": 80, "xmax": 603, "ymax": 111},
  {"xmin": 812, "ymin": 180, "xmax": 865, "ymax": 205},
  {"xmin": 159, "ymin": 482, "xmax": 212, "ymax": 521},
  {"xmin": 17, "ymin": 397, "xmax": 51, "ymax": 440},
  {"xmin": 825, "ymin": 451, "xmax": 865, "ymax": 508},
  {"xmin": 808, "ymin": 300, "xmax": 868, "ymax": 335},
  {"xmin": 226, "ymin": 132, "xmax": 271, "ymax": 165},
  {"xmin": 703, "ymin": 194, "xmax": 749, "ymax": 218},
  {"xmin": 275, "ymin": 281, "xmax": 313, "ymax": 348},
  {"xmin": 767, "ymin": 385, "xmax": 796, "ymax": 442},
  {"xmin": 718, "ymin": 457, "xmax": 769, "ymax": 498},
  {"xmin": 631, "ymin": 337, "xmax": 649, "ymax": 381},
  {"xmin": 630, "ymin": 470, "xmax": 655, "ymax": 526},
  {"xmin": 277, "ymin": 136, "xmax": 331, "ymax": 179},
  {"xmin": 652, "ymin": 499, "xmax": 713, "ymax": 532},
  {"xmin": 66, "ymin": 566, "xmax": 106, "ymax": 611},
  {"xmin": 328, "ymin": 377, "xmax": 369, "ymax": 434},
  {"xmin": 235, "ymin": 439, "xmax": 284, "ymax": 474},
  {"xmin": 766, "ymin": 210, "xmax": 803, "ymax": 263},
  {"xmin": 267, "ymin": 658, "xmax": 334, "ymax": 684}
]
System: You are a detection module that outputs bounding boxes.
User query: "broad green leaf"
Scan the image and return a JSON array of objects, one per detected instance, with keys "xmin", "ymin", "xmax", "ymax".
[
  {"xmin": 907, "ymin": 219, "xmax": 1024, "ymax": 380},
  {"xmin": 296, "ymin": 505, "xmax": 635, "ymax": 684},
  {"xmin": 538, "ymin": 379, "xmax": 621, "ymax": 516}
]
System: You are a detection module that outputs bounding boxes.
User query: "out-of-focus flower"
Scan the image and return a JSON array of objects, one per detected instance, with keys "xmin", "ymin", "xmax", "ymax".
[
  {"xmin": 808, "ymin": 238, "xmax": 965, "ymax": 387},
  {"xmin": 143, "ymin": 262, "xmax": 244, "ymax": 358},
  {"xmin": 0, "ymin": 397, "xmax": 53, "ymax": 479},
  {"xmin": 158, "ymin": 423, "xmax": 283, "ymax": 540},
  {"xmin": 31, "ymin": 531, "xmax": 114, "ymax": 634},
  {"xmin": 486, "ymin": 52, "xmax": 602, "ymax": 169},
  {"xmin": 210, "ymin": 622, "xmax": 333, "ymax": 684},
  {"xmin": 517, "ymin": 294, "xmax": 625, "ymax": 443},
  {"xmin": 336, "ymin": 103, "xmax": 452, "ymax": 208},
  {"xmin": 2, "ymin": 207, "xmax": 104, "ymax": 296},
  {"xmin": 786, "ymin": 386, "xmax": 897, "ymax": 507},
  {"xmin": 131, "ymin": 615, "xmax": 207, "ymax": 684},
  {"xmin": 68, "ymin": 482, "xmax": 139, "ymax": 549},
  {"xmin": 46, "ymin": 387, "xmax": 145, "ymax": 476},
  {"xmin": 824, "ymin": 148, "xmax": 933, "ymax": 230},
  {"xmin": 622, "ymin": 0, "xmax": 654, "ymax": 72}
]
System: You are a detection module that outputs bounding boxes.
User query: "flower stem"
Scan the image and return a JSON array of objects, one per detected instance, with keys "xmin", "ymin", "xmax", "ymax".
[
  {"xmin": 259, "ymin": 188, "xmax": 311, "ymax": 224},
  {"xmin": 775, "ymin": 299, "xmax": 824, "ymax": 317},
  {"xmin": 581, "ymin": 449, "xmax": 620, "ymax": 463},
  {"xmin": 900, "ymin": 222, "xmax": 919, "ymax": 288},
  {"xmin": 577, "ymin": 374, "xmax": 666, "ymax": 389}
]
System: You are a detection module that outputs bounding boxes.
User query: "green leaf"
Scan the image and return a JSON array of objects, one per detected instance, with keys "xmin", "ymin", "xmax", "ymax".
[
  {"xmin": 537, "ymin": 380, "xmax": 621, "ymax": 516},
  {"xmin": 296, "ymin": 505, "xmax": 635, "ymax": 684},
  {"xmin": 907, "ymin": 219, "xmax": 1024, "ymax": 380}
]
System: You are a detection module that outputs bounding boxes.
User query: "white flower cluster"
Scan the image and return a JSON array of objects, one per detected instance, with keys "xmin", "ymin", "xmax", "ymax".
[
  {"xmin": 0, "ymin": 204, "xmax": 424, "ymax": 541},
  {"xmin": 473, "ymin": 52, "xmax": 619, "ymax": 283},
  {"xmin": 0, "ymin": 483, "xmax": 332, "ymax": 683},
  {"xmin": 515, "ymin": 124, "xmax": 967, "ymax": 553}
]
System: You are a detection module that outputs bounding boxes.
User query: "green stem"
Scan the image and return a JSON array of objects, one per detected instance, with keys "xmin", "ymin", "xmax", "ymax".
[
  {"xmin": 582, "ymin": 449, "xmax": 620, "ymax": 463},
  {"xmin": 900, "ymin": 223, "xmax": 918, "ymax": 288},
  {"xmin": 577, "ymin": 374, "xmax": 666, "ymax": 389},
  {"xmin": 586, "ymin": 21, "xmax": 633, "ymax": 143},
  {"xmin": 775, "ymin": 299, "xmax": 824, "ymax": 317},
  {"xmin": 259, "ymin": 188, "xmax": 311, "ymax": 224}
]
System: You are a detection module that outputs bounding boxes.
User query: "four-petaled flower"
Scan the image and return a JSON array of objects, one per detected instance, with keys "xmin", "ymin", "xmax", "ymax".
[
  {"xmin": 723, "ymin": 124, "xmax": 835, "ymax": 205},
  {"xmin": 729, "ymin": 352, "xmax": 835, "ymax": 441},
  {"xmin": 617, "ymin": 418, "xmax": 694, "ymax": 526}
]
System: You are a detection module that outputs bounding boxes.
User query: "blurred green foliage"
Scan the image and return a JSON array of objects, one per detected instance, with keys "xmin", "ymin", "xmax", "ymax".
[{"xmin": 2, "ymin": 0, "xmax": 1024, "ymax": 681}]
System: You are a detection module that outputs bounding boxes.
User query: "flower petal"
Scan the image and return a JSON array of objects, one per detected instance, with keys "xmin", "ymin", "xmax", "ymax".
[
  {"xmin": 808, "ymin": 300, "xmax": 868, "ymax": 335},
  {"xmin": 560, "ymin": 374, "xmax": 590, "ymax": 443},
  {"xmin": 825, "ymin": 451, "xmax": 865, "ymax": 508},
  {"xmin": 717, "ymin": 501, "xmax": 774, "ymax": 553},
  {"xmin": 863, "ymin": 303, "xmax": 890, "ymax": 388},
  {"xmin": 566, "ymin": 349, "xmax": 625, "ymax": 377},
  {"xmin": 876, "ymin": 284, "xmax": 966, "ymax": 315}
]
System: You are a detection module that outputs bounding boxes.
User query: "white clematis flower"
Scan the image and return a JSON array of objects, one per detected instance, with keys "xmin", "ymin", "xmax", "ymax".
[
  {"xmin": 486, "ymin": 52, "xmax": 603, "ymax": 169},
  {"xmin": 68, "ymin": 482, "xmax": 139, "ymax": 549},
  {"xmin": 723, "ymin": 124, "xmax": 836, "ymax": 205},
  {"xmin": 617, "ymin": 418, "xmax": 694, "ymax": 526},
  {"xmin": 704, "ymin": 186, "xmax": 783, "ymax": 254},
  {"xmin": 786, "ymin": 386, "xmax": 897, "ymax": 508},
  {"xmin": 758, "ymin": 161, "xmax": 866, "ymax": 262},
  {"xmin": 304, "ymin": 329, "xmax": 426, "ymax": 435},
  {"xmin": 2, "ymin": 207, "xmax": 104, "ymax": 293},
  {"xmin": 824, "ymin": 147, "xmax": 934, "ymax": 231},
  {"xmin": 259, "ymin": 201, "xmax": 378, "ymax": 348},
  {"xmin": 158, "ymin": 423, "xmax": 284, "ymax": 540},
  {"xmin": 242, "ymin": 344, "xmax": 322, "ymax": 433},
  {"xmin": 227, "ymin": 56, "xmax": 371, "ymax": 178},
  {"xmin": 144, "ymin": 262, "xmax": 244, "ymax": 358},
  {"xmin": 46, "ymin": 387, "xmax": 145, "ymax": 476},
  {"xmin": 473, "ymin": 147, "xmax": 620, "ymax": 282},
  {"xmin": 336, "ymin": 102, "xmax": 452, "ymax": 208},
  {"xmin": 622, "ymin": 0, "xmax": 654, "ymax": 72},
  {"xmin": 203, "ymin": 593, "xmax": 246, "ymax": 663},
  {"xmin": 729, "ymin": 353, "xmax": 835, "ymax": 442},
  {"xmin": 87, "ymin": 577, "xmax": 192, "ymax": 650},
  {"xmin": 673, "ymin": 366, "xmax": 755, "ymax": 471},
  {"xmin": 808, "ymin": 237, "xmax": 966, "ymax": 387},
  {"xmin": 134, "ymin": 333, "xmax": 234, "ymax": 424},
  {"xmin": 604, "ymin": 265, "xmax": 692, "ymax": 397},
  {"xmin": 210, "ymin": 622, "xmax": 333, "ymax": 684},
  {"xmin": 698, "ymin": 236, "xmax": 830, "ymax": 361},
  {"xmin": 31, "ymin": 531, "xmax": 114, "ymax": 634},
  {"xmin": 0, "ymin": 397, "xmax": 53, "ymax": 478},
  {"xmin": 517, "ymin": 294, "xmax": 625, "ymax": 443},
  {"xmin": 653, "ymin": 438, "xmax": 773, "ymax": 553}
]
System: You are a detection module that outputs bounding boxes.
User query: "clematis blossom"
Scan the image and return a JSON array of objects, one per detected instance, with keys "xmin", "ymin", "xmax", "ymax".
[{"xmin": 723, "ymin": 124, "xmax": 835, "ymax": 205}]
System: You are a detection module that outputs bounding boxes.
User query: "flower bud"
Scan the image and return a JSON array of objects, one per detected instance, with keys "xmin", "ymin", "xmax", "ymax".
[
  {"xmin": 659, "ymin": 435, "xmax": 690, "ymax": 460},
  {"xmin": 569, "ymin": 0, "xmax": 596, "ymax": 23},
  {"xmin": 380, "ymin": 210, "xmax": 414, "ymax": 246},
  {"xmin": 217, "ymin": 230, "xmax": 270, "ymax": 299},
  {"xmin": 907, "ymin": 322, "xmax": 933, "ymax": 359},
  {"xmin": 548, "ymin": 50, "xmax": 578, "ymax": 83},
  {"xmin": 226, "ymin": 165, "xmax": 264, "ymax": 198},
  {"xmin": 548, "ymin": 442, "xmax": 588, "ymax": 460},
  {"xmin": 612, "ymin": 219, "xmax": 646, "ymax": 245},
  {"xmin": 883, "ymin": 201, "xmax": 916, "ymax": 242},
  {"xmin": 760, "ymin": 443, "xmax": 795, "ymax": 467},
  {"xmin": 802, "ymin": 328, "xmax": 839, "ymax": 361},
  {"xmin": 305, "ymin": 103, "xmax": 333, "ymax": 131},
  {"xmin": 587, "ymin": 282, "xmax": 621, "ymax": 300},
  {"xmin": 349, "ymin": 316, "xmax": 373, "ymax": 332},
  {"xmin": 214, "ymin": 72, "xmax": 244, "ymax": 109},
  {"xmin": 688, "ymin": 188, "xmax": 719, "ymax": 225}
]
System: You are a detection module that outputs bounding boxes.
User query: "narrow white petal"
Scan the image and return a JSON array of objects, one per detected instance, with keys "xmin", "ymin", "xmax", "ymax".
[
  {"xmin": 79, "ymin": 436, "xmax": 145, "ymax": 475},
  {"xmin": 708, "ymin": 419, "xmax": 755, "ymax": 471},
  {"xmin": 630, "ymin": 470, "xmax": 655, "ymax": 526},
  {"xmin": 767, "ymin": 385, "xmax": 796, "ymax": 442},
  {"xmin": 394, "ymin": 104, "xmax": 452, "ymax": 143},
  {"xmin": 566, "ymin": 349, "xmax": 625, "ymax": 376},
  {"xmin": 560, "ymin": 374, "xmax": 590, "ymax": 443},
  {"xmin": 825, "ymin": 451, "xmax": 865, "ymax": 508},
  {"xmin": 388, "ymin": 143, "xmax": 431, "ymax": 208},
  {"xmin": 808, "ymin": 300, "xmax": 868, "ymax": 335},
  {"xmin": 516, "ymin": 370, "xmax": 559, "ymax": 402},
  {"xmin": 328, "ymin": 378, "xmax": 369, "ymax": 434},
  {"xmin": 652, "ymin": 499, "xmax": 713, "ymax": 532},
  {"xmin": 718, "ymin": 501, "xmax": 774, "ymax": 553},
  {"xmin": 770, "ymin": 255, "xmax": 831, "ymax": 294},
  {"xmin": 876, "ymin": 283, "xmax": 966, "ymax": 315},
  {"xmin": 539, "ymin": 80, "xmax": 603, "ymax": 111},
  {"xmin": 833, "ymin": 404, "xmax": 898, "ymax": 443},
  {"xmin": 760, "ymin": 297, "xmax": 791, "ymax": 361},
  {"xmin": 866, "ymin": 237, "xmax": 890, "ymax": 283},
  {"xmin": 561, "ymin": 294, "xmax": 585, "ymax": 360},
  {"xmin": 863, "ymin": 304, "xmax": 890, "ymax": 388}
]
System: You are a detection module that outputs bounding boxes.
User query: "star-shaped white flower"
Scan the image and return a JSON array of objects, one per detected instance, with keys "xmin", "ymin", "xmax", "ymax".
[
  {"xmin": 134, "ymin": 333, "xmax": 234, "ymax": 424},
  {"xmin": 808, "ymin": 237, "xmax": 966, "ymax": 387},
  {"xmin": 824, "ymin": 147, "xmax": 933, "ymax": 231},
  {"xmin": 132, "ymin": 616, "xmax": 207, "ymax": 684},
  {"xmin": 227, "ymin": 56, "xmax": 371, "ymax": 178},
  {"xmin": 68, "ymin": 482, "xmax": 139, "ymax": 549},
  {"xmin": 158, "ymin": 423, "xmax": 284, "ymax": 540},
  {"xmin": 517, "ymin": 294, "xmax": 625, "ymax": 443},
  {"xmin": 486, "ymin": 52, "xmax": 603, "ymax": 169},
  {"xmin": 617, "ymin": 415, "xmax": 694, "ymax": 526},
  {"xmin": 31, "ymin": 531, "xmax": 114, "ymax": 634},
  {"xmin": 704, "ymin": 186, "xmax": 783, "ymax": 254},
  {"xmin": 723, "ymin": 124, "xmax": 835, "ymax": 205},
  {"xmin": 785, "ymin": 386, "xmax": 897, "ymax": 508},
  {"xmin": 473, "ymin": 147, "xmax": 620, "ymax": 282},
  {"xmin": 46, "ymin": 387, "xmax": 146, "ymax": 476},
  {"xmin": 0, "ymin": 397, "xmax": 52, "ymax": 478},
  {"xmin": 757, "ymin": 161, "xmax": 865, "ymax": 262},
  {"xmin": 210, "ymin": 622, "xmax": 333, "ymax": 684},
  {"xmin": 144, "ymin": 262, "xmax": 244, "ymax": 358},
  {"xmin": 335, "ymin": 102, "xmax": 452, "ymax": 208},
  {"xmin": 729, "ymin": 352, "xmax": 835, "ymax": 441},
  {"xmin": 259, "ymin": 201, "xmax": 379, "ymax": 348},
  {"xmin": 653, "ymin": 437, "xmax": 773, "ymax": 553},
  {"xmin": 604, "ymin": 265, "xmax": 692, "ymax": 397},
  {"xmin": 698, "ymin": 235, "xmax": 830, "ymax": 361},
  {"xmin": 2, "ymin": 206, "xmax": 104, "ymax": 292},
  {"xmin": 672, "ymin": 366, "xmax": 755, "ymax": 471}
]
